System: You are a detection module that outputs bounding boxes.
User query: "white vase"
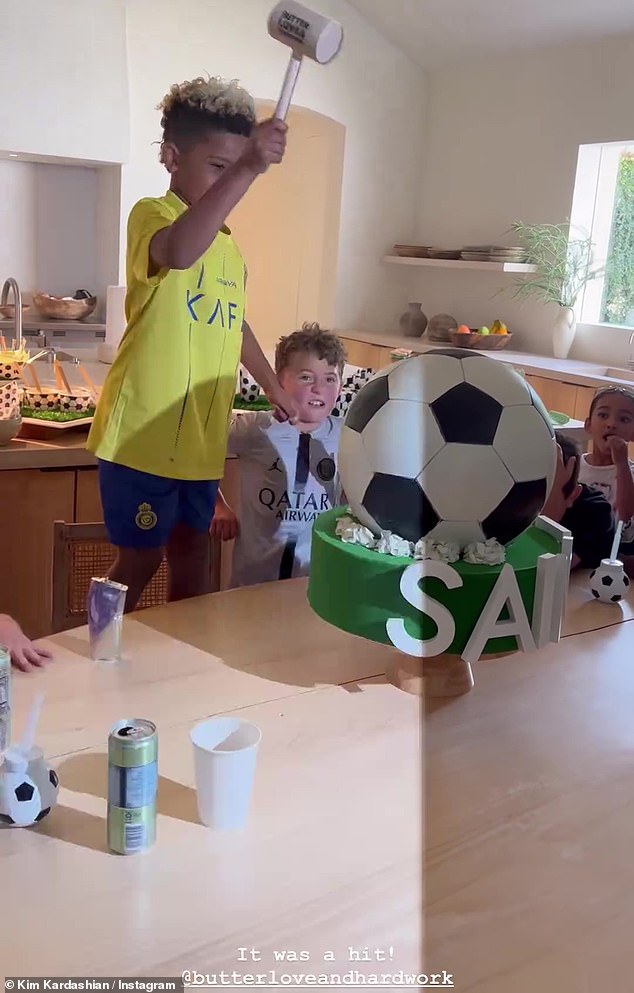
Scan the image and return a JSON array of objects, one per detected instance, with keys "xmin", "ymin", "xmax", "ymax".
[{"xmin": 552, "ymin": 305, "xmax": 577, "ymax": 360}]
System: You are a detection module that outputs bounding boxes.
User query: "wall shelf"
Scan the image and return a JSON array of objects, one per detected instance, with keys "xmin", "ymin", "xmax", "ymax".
[
  {"xmin": 0, "ymin": 319, "xmax": 105, "ymax": 334},
  {"xmin": 384, "ymin": 255, "xmax": 537, "ymax": 273}
]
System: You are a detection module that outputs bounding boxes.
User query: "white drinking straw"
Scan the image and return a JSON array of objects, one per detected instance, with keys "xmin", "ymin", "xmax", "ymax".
[
  {"xmin": 19, "ymin": 692, "xmax": 45, "ymax": 755},
  {"xmin": 610, "ymin": 519, "xmax": 624, "ymax": 563}
]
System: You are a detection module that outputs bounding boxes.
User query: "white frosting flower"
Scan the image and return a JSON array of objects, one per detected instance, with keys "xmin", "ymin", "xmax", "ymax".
[
  {"xmin": 335, "ymin": 512, "xmax": 508, "ymax": 566},
  {"xmin": 414, "ymin": 538, "xmax": 461, "ymax": 563},
  {"xmin": 336, "ymin": 516, "xmax": 377, "ymax": 548},
  {"xmin": 335, "ymin": 515, "xmax": 357, "ymax": 536},
  {"xmin": 376, "ymin": 531, "xmax": 413, "ymax": 557},
  {"xmin": 463, "ymin": 538, "xmax": 506, "ymax": 565}
]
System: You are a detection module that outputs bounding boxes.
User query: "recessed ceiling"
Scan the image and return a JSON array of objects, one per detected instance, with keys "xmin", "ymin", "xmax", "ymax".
[{"xmin": 346, "ymin": 0, "xmax": 634, "ymax": 68}]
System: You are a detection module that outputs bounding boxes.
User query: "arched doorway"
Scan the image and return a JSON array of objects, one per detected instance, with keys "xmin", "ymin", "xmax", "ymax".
[{"xmin": 227, "ymin": 102, "xmax": 345, "ymax": 351}]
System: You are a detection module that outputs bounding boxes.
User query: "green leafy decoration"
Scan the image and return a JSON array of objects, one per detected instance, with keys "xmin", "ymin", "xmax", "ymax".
[
  {"xmin": 507, "ymin": 220, "xmax": 603, "ymax": 308},
  {"xmin": 20, "ymin": 405, "xmax": 95, "ymax": 422}
]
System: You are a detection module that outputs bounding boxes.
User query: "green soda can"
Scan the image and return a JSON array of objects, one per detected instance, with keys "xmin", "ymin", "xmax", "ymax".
[
  {"xmin": 0, "ymin": 646, "xmax": 11, "ymax": 753},
  {"xmin": 107, "ymin": 718, "xmax": 158, "ymax": 854}
]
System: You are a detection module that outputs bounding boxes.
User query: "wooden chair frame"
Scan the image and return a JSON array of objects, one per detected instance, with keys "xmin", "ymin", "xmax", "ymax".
[{"xmin": 51, "ymin": 521, "xmax": 221, "ymax": 633}]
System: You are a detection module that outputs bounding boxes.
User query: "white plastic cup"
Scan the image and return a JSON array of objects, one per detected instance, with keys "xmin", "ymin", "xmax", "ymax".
[{"xmin": 190, "ymin": 717, "xmax": 261, "ymax": 830}]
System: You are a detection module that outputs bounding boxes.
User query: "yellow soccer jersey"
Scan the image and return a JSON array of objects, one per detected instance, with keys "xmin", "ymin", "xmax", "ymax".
[{"xmin": 87, "ymin": 190, "xmax": 246, "ymax": 480}]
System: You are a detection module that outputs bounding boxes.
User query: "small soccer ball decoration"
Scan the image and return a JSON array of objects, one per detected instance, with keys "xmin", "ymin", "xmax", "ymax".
[
  {"xmin": 589, "ymin": 559, "xmax": 630, "ymax": 604},
  {"xmin": 0, "ymin": 747, "xmax": 59, "ymax": 827},
  {"xmin": 0, "ymin": 380, "xmax": 21, "ymax": 420},
  {"xmin": 238, "ymin": 367, "xmax": 261, "ymax": 404}
]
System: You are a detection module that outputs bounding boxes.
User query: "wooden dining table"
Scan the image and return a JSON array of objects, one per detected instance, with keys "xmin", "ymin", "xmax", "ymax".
[
  {"xmin": 1, "ymin": 578, "xmax": 423, "ymax": 984},
  {"xmin": 1, "ymin": 567, "xmax": 633, "ymax": 990}
]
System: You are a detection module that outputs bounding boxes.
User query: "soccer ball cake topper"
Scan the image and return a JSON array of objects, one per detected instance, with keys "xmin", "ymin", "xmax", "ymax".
[{"xmin": 339, "ymin": 348, "xmax": 557, "ymax": 549}]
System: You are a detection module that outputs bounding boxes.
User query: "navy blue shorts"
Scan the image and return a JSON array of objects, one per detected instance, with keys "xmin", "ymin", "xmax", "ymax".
[{"xmin": 98, "ymin": 459, "xmax": 219, "ymax": 549}]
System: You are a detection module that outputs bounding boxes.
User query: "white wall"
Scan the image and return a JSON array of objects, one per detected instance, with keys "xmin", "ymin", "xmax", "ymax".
[
  {"xmin": 413, "ymin": 34, "xmax": 634, "ymax": 363},
  {"xmin": 120, "ymin": 0, "xmax": 427, "ymax": 333},
  {"xmin": 0, "ymin": 159, "xmax": 118, "ymax": 317},
  {"xmin": 0, "ymin": 161, "xmax": 37, "ymax": 292},
  {"xmin": 0, "ymin": 0, "xmax": 129, "ymax": 165}
]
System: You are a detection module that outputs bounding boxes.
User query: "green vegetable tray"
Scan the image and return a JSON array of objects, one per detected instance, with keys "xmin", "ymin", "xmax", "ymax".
[{"xmin": 18, "ymin": 405, "xmax": 96, "ymax": 439}]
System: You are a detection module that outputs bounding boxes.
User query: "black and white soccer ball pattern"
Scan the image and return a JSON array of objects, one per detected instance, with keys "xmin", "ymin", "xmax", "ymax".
[
  {"xmin": 338, "ymin": 349, "xmax": 557, "ymax": 548},
  {"xmin": 1, "ymin": 381, "xmax": 21, "ymax": 417},
  {"xmin": 238, "ymin": 366, "xmax": 261, "ymax": 403},
  {"xmin": 333, "ymin": 368, "xmax": 375, "ymax": 418},
  {"xmin": 589, "ymin": 566, "xmax": 630, "ymax": 603},
  {"xmin": 0, "ymin": 764, "xmax": 59, "ymax": 827}
]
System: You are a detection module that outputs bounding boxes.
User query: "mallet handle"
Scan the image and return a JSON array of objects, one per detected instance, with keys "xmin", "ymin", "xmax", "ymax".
[{"xmin": 275, "ymin": 53, "xmax": 302, "ymax": 120}]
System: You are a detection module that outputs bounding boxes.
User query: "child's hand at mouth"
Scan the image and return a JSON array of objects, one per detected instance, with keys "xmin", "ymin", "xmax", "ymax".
[{"xmin": 608, "ymin": 435, "xmax": 630, "ymax": 464}]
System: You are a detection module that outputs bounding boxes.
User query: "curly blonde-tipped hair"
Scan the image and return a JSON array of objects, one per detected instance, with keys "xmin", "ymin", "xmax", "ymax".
[
  {"xmin": 275, "ymin": 323, "xmax": 347, "ymax": 377},
  {"xmin": 157, "ymin": 75, "xmax": 256, "ymax": 160}
]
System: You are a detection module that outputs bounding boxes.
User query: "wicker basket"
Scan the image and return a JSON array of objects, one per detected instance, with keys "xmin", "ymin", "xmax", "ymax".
[
  {"xmin": 32, "ymin": 292, "xmax": 97, "ymax": 321},
  {"xmin": 448, "ymin": 330, "xmax": 513, "ymax": 350}
]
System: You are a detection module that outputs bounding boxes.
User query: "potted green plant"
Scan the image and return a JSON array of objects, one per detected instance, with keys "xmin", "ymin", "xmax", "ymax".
[{"xmin": 507, "ymin": 220, "xmax": 604, "ymax": 359}]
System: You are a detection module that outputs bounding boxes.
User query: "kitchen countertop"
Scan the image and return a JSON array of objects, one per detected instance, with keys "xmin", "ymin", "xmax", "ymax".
[
  {"xmin": 0, "ymin": 339, "xmax": 597, "ymax": 472},
  {"xmin": 0, "ymin": 430, "xmax": 96, "ymax": 471},
  {"xmin": 340, "ymin": 329, "xmax": 634, "ymax": 390},
  {"xmin": 0, "ymin": 423, "xmax": 245, "ymax": 472}
]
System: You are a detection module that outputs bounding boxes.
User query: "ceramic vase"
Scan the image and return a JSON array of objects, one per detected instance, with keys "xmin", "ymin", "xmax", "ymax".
[
  {"xmin": 552, "ymin": 305, "xmax": 577, "ymax": 360},
  {"xmin": 399, "ymin": 303, "xmax": 428, "ymax": 338}
]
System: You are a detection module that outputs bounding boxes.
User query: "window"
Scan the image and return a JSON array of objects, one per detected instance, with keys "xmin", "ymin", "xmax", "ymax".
[{"xmin": 571, "ymin": 141, "xmax": 634, "ymax": 329}]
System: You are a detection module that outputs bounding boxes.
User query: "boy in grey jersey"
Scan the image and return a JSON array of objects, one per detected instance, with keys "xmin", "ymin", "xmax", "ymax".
[{"xmin": 213, "ymin": 324, "xmax": 346, "ymax": 586}]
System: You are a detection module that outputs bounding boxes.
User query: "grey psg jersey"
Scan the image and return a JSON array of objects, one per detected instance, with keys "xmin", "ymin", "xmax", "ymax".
[{"xmin": 227, "ymin": 412, "xmax": 343, "ymax": 588}]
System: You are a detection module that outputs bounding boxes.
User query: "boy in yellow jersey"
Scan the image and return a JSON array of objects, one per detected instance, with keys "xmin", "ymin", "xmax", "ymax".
[{"xmin": 87, "ymin": 76, "xmax": 297, "ymax": 611}]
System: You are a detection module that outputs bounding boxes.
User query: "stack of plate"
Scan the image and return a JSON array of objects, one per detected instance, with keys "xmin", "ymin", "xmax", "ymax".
[
  {"xmin": 428, "ymin": 248, "xmax": 462, "ymax": 259},
  {"xmin": 461, "ymin": 245, "xmax": 528, "ymax": 262},
  {"xmin": 393, "ymin": 244, "xmax": 431, "ymax": 258}
]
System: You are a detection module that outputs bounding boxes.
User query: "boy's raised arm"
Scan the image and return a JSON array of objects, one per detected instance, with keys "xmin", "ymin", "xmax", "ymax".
[{"xmin": 150, "ymin": 120, "xmax": 287, "ymax": 272}]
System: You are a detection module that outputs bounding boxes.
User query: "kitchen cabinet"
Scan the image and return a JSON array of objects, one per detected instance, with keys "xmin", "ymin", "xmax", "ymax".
[
  {"xmin": 573, "ymin": 387, "xmax": 595, "ymax": 422},
  {"xmin": 339, "ymin": 338, "xmax": 397, "ymax": 371},
  {"xmin": 0, "ymin": 469, "xmax": 75, "ymax": 639},
  {"xmin": 75, "ymin": 468, "xmax": 103, "ymax": 523},
  {"xmin": 524, "ymin": 375, "xmax": 579, "ymax": 417},
  {"xmin": 524, "ymin": 375, "xmax": 597, "ymax": 423}
]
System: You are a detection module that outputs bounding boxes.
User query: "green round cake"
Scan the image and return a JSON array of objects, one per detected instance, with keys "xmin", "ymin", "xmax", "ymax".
[{"xmin": 307, "ymin": 507, "xmax": 561, "ymax": 657}]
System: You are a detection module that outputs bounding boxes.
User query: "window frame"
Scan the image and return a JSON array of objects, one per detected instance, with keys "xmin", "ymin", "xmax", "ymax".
[{"xmin": 571, "ymin": 139, "xmax": 634, "ymax": 333}]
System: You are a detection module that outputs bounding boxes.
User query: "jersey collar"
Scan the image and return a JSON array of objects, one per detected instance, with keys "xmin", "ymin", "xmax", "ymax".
[{"xmin": 166, "ymin": 189, "xmax": 231, "ymax": 235}]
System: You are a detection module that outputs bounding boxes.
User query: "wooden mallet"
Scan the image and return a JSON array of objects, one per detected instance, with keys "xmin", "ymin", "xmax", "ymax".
[{"xmin": 268, "ymin": 1, "xmax": 343, "ymax": 121}]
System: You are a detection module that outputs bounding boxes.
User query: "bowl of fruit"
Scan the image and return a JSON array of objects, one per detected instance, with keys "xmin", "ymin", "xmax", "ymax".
[{"xmin": 449, "ymin": 321, "xmax": 512, "ymax": 350}]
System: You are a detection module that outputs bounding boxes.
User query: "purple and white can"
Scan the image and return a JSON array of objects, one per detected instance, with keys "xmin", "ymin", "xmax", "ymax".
[{"xmin": 87, "ymin": 577, "xmax": 128, "ymax": 662}]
